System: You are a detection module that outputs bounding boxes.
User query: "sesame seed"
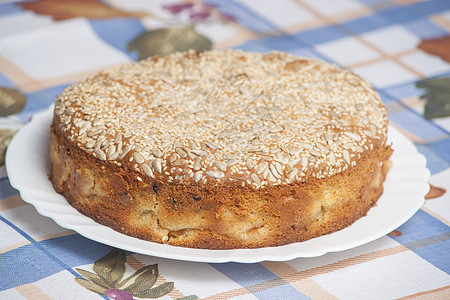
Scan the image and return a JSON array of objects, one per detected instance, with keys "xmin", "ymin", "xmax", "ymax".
[
  {"xmin": 344, "ymin": 132, "xmax": 362, "ymax": 142},
  {"xmin": 206, "ymin": 170, "xmax": 224, "ymax": 179},
  {"xmin": 343, "ymin": 150, "xmax": 351, "ymax": 165},
  {"xmin": 152, "ymin": 158, "xmax": 162, "ymax": 173},
  {"xmin": 114, "ymin": 133, "xmax": 122, "ymax": 143},
  {"xmin": 109, "ymin": 150, "xmax": 120, "ymax": 161},
  {"xmin": 301, "ymin": 156, "xmax": 309, "ymax": 167},
  {"xmin": 95, "ymin": 149, "xmax": 106, "ymax": 161},
  {"xmin": 246, "ymin": 158, "xmax": 256, "ymax": 169},
  {"xmin": 175, "ymin": 148, "xmax": 187, "ymax": 158},
  {"xmin": 106, "ymin": 145, "xmax": 116, "ymax": 158},
  {"xmin": 343, "ymin": 142, "xmax": 353, "ymax": 150},
  {"xmin": 274, "ymin": 161, "xmax": 283, "ymax": 175},
  {"xmin": 309, "ymin": 149, "xmax": 322, "ymax": 157},
  {"xmin": 354, "ymin": 146, "xmax": 364, "ymax": 153},
  {"xmin": 194, "ymin": 171, "xmax": 203, "ymax": 182},
  {"xmin": 287, "ymin": 168, "xmax": 298, "ymax": 181},
  {"xmin": 364, "ymin": 130, "xmax": 378, "ymax": 139},
  {"xmin": 316, "ymin": 143, "xmax": 329, "ymax": 154},
  {"xmin": 191, "ymin": 149, "xmax": 207, "ymax": 156},
  {"xmin": 188, "ymin": 139, "xmax": 197, "ymax": 149},
  {"xmin": 251, "ymin": 174, "xmax": 261, "ymax": 185},
  {"xmin": 226, "ymin": 159, "xmax": 237, "ymax": 167},
  {"xmin": 329, "ymin": 151, "xmax": 336, "ymax": 165},
  {"xmin": 88, "ymin": 126, "xmax": 103, "ymax": 137},
  {"xmin": 169, "ymin": 153, "xmax": 178, "ymax": 163},
  {"xmin": 85, "ymin": 139, "xmax": 95, "ymax": 149},
  {"xmin": 172, "ymin": 158, "xmax": 186, "ymax": 166},
  {"xmin": 269, "ymin": 164, "xmax": 281, "ymax": 179},
  {"xmin": 142, "ymin": 163, "xmax": 154, "ymax": 178},
  {"xmin": 193, "ymin": 157, "xmax": 202, "ymax": 171},
  {"xmin": 133, "ymin": 152, "xmax": 145, "ymax": 164},
  {"xmin": 119, "ymin": 145, "xmax": 132, "ymax": 160},
  {"xmin": 215, "ymin": 160, "xmax": 227, "ymax": 172},
  {"xmin": 152, "ymin": 147, "xmax": 163, "ymax": 158}
]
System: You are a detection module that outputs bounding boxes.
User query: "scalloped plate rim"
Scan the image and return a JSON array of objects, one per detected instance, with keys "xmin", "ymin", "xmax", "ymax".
[{"xmin": 5, "ymin": 106, "xmax": 430, "ymax": 263}]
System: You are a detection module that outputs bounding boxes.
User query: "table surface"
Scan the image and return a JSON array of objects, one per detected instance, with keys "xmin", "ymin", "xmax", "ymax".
[{"xmin": 0, "ymin": 0, "xmax": 449, "ymax": 299}]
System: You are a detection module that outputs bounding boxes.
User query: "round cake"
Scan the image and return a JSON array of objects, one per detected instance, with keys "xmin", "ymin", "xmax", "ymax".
[{"xmin": 49, "ymin": 50, "xmax": 393, "ymax": 249}]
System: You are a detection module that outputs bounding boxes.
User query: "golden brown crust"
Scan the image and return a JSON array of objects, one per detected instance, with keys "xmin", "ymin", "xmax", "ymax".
[
  {"xmin": 49, "ymin": 116, "xmax": 392, "ymax": 249},
  {"xmin": 49, "ymin": 50, "xmax": 393, "ymax": 249}
]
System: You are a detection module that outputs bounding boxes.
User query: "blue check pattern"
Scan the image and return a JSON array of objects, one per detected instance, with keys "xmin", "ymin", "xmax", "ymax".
[{"xmin": 0, "ymin": 0, "xmax": 449, "ymax": 299}]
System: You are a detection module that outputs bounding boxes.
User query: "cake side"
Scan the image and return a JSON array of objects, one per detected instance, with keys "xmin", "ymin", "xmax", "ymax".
[{"xmin": 49, "ymin": 114, "xmax": 392, "ymax": 249}]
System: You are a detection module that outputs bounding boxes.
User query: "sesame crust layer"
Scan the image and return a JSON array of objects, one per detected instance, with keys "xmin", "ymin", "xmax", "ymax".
[
  {"xmin": 53, "ymin": 50, "xmax": 389, "ymax": 189},
  {"xmin": 50, "ymin": 49, "xmax": 393, "ymax": 249}
]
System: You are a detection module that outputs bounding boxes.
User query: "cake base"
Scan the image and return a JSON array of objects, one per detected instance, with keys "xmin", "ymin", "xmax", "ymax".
[{"xmin": 49, "ymin": 121, "xmax": 393, "ymax": 249}]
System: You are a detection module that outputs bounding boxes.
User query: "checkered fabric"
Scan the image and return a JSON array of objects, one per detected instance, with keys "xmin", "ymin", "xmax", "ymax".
[{"xmin": 1, "ymin": 0, "xmax": 449, "ymax": 299}]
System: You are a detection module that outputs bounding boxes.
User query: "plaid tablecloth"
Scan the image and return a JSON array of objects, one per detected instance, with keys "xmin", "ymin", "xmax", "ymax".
[{"xmin": 1, "ymin": 0, "xmax": 449, "ymax": 299}]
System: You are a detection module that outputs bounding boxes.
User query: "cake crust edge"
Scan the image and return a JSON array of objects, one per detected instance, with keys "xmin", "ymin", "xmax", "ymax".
[{"xmin": 49, "ymin": 117, "xmax": 393, "ymax": 249}]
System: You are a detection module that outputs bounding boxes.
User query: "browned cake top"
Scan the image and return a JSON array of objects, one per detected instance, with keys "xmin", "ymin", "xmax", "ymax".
[{"xmin": 54, "ymin": 50, "xmax": 388, "ymax": 188}]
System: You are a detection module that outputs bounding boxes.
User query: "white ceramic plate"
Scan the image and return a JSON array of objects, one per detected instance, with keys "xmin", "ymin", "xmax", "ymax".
[{"xmin": 6, "ymin": 106, "xmax": 430, "ymax": 263}]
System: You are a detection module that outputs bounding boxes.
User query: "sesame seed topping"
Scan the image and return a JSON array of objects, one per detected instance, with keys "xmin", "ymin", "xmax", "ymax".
[{"xmin": 55, "ymin": 49, "xmax": 389, "ymax": 188}]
